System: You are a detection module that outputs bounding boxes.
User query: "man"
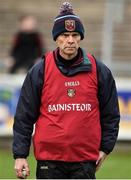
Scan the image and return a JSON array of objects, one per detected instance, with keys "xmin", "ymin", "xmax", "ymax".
[
  {"xmin": 9, "ymin": 15, "xmax": 45, "ymax": 73},
  {"xmin": 13, "ymin": 2, "xmax": 120, "ymax": 179}
]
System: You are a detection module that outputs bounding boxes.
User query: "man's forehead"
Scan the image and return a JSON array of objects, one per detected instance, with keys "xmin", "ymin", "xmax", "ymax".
[{"xmin": 62, "ymin": 32, "xmax": 80, "ymax": 35}]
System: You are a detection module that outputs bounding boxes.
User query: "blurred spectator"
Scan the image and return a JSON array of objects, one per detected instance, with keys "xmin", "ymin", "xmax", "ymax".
[{"xmin": 9, "ymin": 15, "xmax": 46, "ymax": 73}]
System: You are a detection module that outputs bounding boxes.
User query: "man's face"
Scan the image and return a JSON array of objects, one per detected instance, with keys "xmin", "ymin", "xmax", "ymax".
[{"xmin": 56, "ymin": 32, "xmax": 81, "ymax": 60}]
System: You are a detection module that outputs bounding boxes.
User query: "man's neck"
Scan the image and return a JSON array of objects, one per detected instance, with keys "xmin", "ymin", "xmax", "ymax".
[{"xmin": 57, "ymin": 48, "xmax": 80, "ymax": 67}]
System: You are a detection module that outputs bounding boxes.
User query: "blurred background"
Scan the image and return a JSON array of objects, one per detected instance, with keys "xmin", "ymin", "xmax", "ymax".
[{"xmin": 0, "ymin": 0, "xmax": 131, "ymax": 179}]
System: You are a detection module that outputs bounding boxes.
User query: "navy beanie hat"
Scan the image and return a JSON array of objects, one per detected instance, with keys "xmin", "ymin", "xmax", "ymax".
[{"xmin": 52, "ymin": 2, "xmax": 84, "ymax": 41}]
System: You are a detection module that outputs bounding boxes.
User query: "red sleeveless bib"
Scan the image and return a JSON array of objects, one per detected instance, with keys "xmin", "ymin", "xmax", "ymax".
[{"xmin": 33, "ymin": 52, "xmax": 101, "ymax": 161}]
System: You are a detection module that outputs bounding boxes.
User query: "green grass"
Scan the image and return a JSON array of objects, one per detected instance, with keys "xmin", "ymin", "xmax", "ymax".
[
  {"xmin": 0, "ymin": 148, "xmax": 131, "ymax": 179},
  {"xmin": 0, "ymin": 148, "xmax": 36, "ymax": 179},
  {"xmin": 96, "ymin": 150, "xmax": 131, "ymax": 179}
]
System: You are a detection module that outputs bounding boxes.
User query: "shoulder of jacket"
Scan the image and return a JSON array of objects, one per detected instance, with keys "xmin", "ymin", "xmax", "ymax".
[
  {"xmin": 28, "ymin": 58, "xmax": 44, "ymax": 78},
  {"xmin": 95, "ymin": 58, "xmax": 112, "ymax": 75}
]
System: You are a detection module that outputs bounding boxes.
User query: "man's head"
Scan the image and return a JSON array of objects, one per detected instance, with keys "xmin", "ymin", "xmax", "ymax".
[
  {"xmin": 19, "ymin": 15, "xmax": 37, "ymax": 32},
  {"xmin": 52, "ymin": 2, "xmax": 84, "ymax": 59},
  {"xmin": 52, "ymin": 2, "xmax": 84, "ymax": 41}
]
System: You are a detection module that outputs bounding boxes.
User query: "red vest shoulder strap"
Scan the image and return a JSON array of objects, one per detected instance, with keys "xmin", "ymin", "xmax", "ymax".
[
  {"xmin": 44, "ymin": 51, "xmax": 53, "ymax": 59},
  {"xmin": 87, "ymin": 53, "xmax": 96, "ymax": 64}
]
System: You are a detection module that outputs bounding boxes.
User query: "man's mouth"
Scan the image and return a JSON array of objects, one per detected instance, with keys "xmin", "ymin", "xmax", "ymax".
[{"xmin": 66, "ymin": 47, "xmax": 75, "ymax": 49}]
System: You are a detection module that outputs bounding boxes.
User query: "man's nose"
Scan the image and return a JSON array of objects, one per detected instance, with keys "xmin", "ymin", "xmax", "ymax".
[{"xmin": 68, "ymin": 35, "xmax": 74, "ymax": 43}]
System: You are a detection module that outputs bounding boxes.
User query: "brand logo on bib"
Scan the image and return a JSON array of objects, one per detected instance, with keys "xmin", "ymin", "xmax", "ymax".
[
  {"xmin": 48, "ymin": 103, "xmax": 92, "ymax": 112},
  {"xmin": 67, "ymin": 89, "xmax": 76, "ymax": 97}
]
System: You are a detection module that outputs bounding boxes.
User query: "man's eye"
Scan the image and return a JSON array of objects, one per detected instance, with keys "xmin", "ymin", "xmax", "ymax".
[
  {"xmin": 73, "ymin": 34, "xmax": 79, "ymax": 37},
  {"xmin": 63, "ymin": 34, "xmax": 69, "ymax": 37}
]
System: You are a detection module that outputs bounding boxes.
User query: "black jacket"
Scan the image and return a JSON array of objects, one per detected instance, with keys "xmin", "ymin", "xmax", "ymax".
[
  {"xmin": 12, "ymin": 48, "xmax": 120, "ymax": 159},
  {"xmin": 10, "ymin": 31, "xmax": 44, "ymax": 73}
]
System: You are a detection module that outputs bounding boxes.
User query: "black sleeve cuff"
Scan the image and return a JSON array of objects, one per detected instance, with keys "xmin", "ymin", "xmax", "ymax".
[
  {"xmin": 100, "ymin": 148, "xmax": 111, "ymax": 155},
  {"xmin": 13, "ymin": 155, "xmax": 28, "ymax": 159}
]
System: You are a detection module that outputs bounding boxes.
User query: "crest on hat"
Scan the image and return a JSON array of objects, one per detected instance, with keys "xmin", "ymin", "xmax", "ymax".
[{"xmin": 65, "ymin": 19, "xmax": 75, "ymax": 31}]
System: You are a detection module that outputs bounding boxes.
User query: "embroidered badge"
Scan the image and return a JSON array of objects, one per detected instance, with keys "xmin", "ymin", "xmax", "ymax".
[
  {"xmin": 67, "ymin": 89, "xmax": 76, "ymax": 97},
  {"xmin": 65, "ymin": 20, "xmax": 75, "ymax": 31}
]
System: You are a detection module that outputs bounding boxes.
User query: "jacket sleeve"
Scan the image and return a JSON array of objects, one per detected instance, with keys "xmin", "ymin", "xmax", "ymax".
[
  {"xmin": 12, "ymin": 59, "xmax": 44, "ymax": 159},
  {"xmin": 96, "ymin": 60, "xmax": 120, "ymax": 154}
]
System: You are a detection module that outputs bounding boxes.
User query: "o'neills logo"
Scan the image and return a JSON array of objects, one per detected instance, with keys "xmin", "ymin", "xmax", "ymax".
[
  {"xmin": 65, "ymin": 20, "xmax": 75, "ymax": 31},
  {"xmin": 48, "ymin": 103, "xmax": 92, "ymax": 112},
  {"xmin": 67, "ymin": 89, "xmax": 76, "ymax": 97}
]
